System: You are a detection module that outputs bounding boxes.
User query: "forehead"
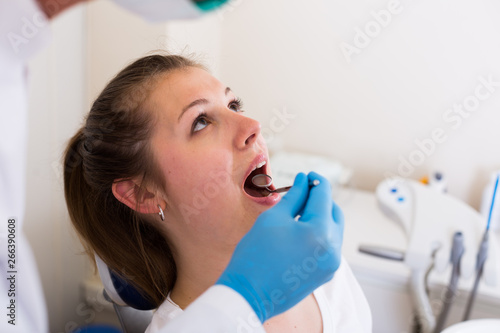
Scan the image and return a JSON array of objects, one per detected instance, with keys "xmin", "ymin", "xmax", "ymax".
[{"xmin": 148, "ymin": 67, "xmax": 225, "ymax": 119}]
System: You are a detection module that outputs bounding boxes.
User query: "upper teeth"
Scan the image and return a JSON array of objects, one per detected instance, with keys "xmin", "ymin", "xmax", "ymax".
[{"xmin": 252, "ymin": 161, "xmax": 266, "ymax": 171}]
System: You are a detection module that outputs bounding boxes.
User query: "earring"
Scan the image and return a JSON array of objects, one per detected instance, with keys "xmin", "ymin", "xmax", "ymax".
[{"xmin": 158, "ymin": 204, "xmax": 165, "ymax": 221}]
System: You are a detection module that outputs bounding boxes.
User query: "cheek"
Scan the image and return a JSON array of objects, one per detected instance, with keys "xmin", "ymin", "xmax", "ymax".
[{"xmin": 162, "ymin": 148, "xmax": 238, "ymax": 213}]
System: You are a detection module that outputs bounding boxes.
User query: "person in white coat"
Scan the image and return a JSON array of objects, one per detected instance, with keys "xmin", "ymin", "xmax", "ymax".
[{"xmin": 1, "ymin": 1, "xmax": 365, "ymax": 332}]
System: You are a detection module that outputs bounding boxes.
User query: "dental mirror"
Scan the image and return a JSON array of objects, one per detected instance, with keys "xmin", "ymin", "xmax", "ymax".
[{"xmin": 251, "ymin": 174, "xmax": 320, "ymax": 194}]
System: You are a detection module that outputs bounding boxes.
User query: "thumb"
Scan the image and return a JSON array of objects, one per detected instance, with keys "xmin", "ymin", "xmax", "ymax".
[
  {"xmin": 274, "ymin": 172, "xmax": 309, "ymax": 218},
  {"xmin": 301, "ymin": 172, "xmax": 332, "ymax": 223}
]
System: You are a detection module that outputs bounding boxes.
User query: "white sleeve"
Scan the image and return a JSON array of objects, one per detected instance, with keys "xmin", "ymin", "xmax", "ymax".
[
  {"xmin": 148, "ymin": 285, "xmax": 266, "ymax": 333},
  {"xmin": 0, "ymin": 1, "xmax": 50, "ymax": 332},
  {"xmin": 0, "ymin": 0, "xmax": 51, "ymax": 64}
]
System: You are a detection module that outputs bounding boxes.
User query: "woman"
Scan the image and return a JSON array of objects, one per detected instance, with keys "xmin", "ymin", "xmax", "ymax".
[{"xmin": 63, "ymin": 54, "xmax": 372, "ymax": 332}]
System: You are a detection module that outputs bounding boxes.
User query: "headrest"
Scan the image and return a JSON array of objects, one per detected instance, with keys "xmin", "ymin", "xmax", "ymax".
[{"xmin": 95, "ymin": 254, "xmax": 155, "ymax": 310}]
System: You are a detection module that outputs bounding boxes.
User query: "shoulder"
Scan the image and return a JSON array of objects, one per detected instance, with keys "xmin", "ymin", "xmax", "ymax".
[
  {"xmin": 146, "ymin": 286, "xmax": 265, "ymax": 333},
  {"xmin": 145, "ymin": 295, "xmax": 183, "ymax": 333}
]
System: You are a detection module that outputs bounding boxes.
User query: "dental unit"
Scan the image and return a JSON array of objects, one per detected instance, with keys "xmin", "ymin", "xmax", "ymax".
[{"xmin": 359, "ymin": 177, "xmax": 499, "ymax": 333}]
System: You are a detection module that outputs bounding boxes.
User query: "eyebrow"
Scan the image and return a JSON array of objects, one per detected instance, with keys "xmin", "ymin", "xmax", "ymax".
[{"xmin": 178, "ymin": 87, "xmax": 232, "ymax": 122}]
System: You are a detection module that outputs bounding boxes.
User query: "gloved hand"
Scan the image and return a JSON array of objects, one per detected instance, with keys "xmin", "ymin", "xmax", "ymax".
[{"xmin": 216, "ymin": 171, "xmax": 344, "ymax": 323}]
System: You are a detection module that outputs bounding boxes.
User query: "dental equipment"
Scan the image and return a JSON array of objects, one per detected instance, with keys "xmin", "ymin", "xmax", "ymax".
[
  {"xmin": 359, "ymin": 178, "xmax": 499, "ymax": 333},
  {"xmin": 462, "ymin": 174, "xmax": 499, "ymax": 321},
  {"xmin": 358, "ymin": 245, "xmax": 405, "ymax": 261},
  {"xmin": 251, "ymin": 174, "xmax": 320, "ymax": 194},
  {"xmin": 433, "ymin": 232, "xmax": 464, "ymax": 333}
]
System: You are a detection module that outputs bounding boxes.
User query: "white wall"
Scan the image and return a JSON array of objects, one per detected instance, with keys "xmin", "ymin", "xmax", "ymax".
[
  {"xmin": 213, "ymin": 0, "xmax": 500, "ymax": 209},
  {"xmin": 86, "ymin": 1, "xmax": 167, "ymax": 103},
  {"xmin": 86, "ymin": 0, "xmax": 222, "ymax": 101},
  {"xmin": 136, "ymin": 0, "xmax": 500, "ymax": 209},
  {"xmin": 26, "ymin": 5, "xmax": 91, "ymax": 333}
]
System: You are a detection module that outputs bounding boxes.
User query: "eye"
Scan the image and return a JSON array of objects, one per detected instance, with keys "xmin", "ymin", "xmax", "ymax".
[
  {"xmin": 228, "ymin": 97, "xmax": 244, "ymax": 112},
  {"xmin": 192, "ymin": 113, "xmax": 211, "ymax": 133}
]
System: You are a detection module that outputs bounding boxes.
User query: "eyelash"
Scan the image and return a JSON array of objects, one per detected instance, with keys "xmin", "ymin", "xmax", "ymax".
[
  {"xmin": 229, "ymin": 97, "xmax": 244, "ymax": 112},
  {"xmin": 191, "ymin": 98, "xmax": 244, "ymax": 134}
]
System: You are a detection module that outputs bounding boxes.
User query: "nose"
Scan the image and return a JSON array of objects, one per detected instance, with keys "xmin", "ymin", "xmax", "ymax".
[{"xmin": 234, "ymin": 115, "xmax": 261, "ymax": 150}]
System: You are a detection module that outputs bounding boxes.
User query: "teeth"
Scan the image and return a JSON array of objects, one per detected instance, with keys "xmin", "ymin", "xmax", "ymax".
[{"xmin": 252, "ymin": 161, "xmax": 266, "ymax": 172}]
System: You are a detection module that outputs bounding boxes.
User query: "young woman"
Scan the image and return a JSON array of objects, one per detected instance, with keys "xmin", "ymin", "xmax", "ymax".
[{"xmin": 63, "ymin": 54, "xmax": 372, "ymax": 332}]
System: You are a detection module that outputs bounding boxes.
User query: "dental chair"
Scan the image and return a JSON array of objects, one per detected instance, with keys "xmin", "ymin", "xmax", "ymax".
[{"xmin": 95, "ymin": 255, "xmax": 155, "ymax": 333}]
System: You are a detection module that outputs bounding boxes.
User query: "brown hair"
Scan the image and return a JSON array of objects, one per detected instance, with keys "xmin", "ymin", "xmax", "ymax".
[{"xmin": 63, "ymin": 54, "xmax": 204, "ymax": 307}]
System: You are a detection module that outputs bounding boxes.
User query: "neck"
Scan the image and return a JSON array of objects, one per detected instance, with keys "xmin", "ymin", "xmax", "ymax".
[{"xmin": 169, "ymin": 244, "xmax": 232, "ymax": 309}]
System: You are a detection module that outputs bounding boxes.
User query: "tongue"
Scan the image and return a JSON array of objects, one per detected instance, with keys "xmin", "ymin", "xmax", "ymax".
[{"xmin": 244, "ymin": 183, "xmax": 269, "ymax": 197}]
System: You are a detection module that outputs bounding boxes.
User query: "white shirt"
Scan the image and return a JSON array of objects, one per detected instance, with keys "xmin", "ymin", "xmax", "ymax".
[{"xmin": 147, "ymin": 258, "xmax": 372, "ymax": 333}]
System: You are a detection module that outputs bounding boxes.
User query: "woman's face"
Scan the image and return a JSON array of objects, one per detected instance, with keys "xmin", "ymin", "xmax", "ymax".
[{"xmin": 148, "ymin": 67, "xmax": 280, "ymax": 250}]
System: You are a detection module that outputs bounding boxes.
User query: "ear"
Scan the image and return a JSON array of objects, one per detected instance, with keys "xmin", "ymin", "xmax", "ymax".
[{"xmin": 111, "ymin": 179, "xmax": 161, "ymax": 214}]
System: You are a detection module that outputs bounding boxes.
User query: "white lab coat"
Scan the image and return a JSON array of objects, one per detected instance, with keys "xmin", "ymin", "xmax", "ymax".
[
  {"xmin": 0, "ymin": 0, "xmax": 51, "ymax": 331},
  {"xmin": 0, "ymin": 0, "xmax": 267, "ymax": 332},
  {"xmin": 147, "ymin": 258, "xmax": 372, "ymax": 333}
]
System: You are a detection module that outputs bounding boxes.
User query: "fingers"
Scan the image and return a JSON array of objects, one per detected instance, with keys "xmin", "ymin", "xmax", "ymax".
[
  {"xmin": 301, "ymin": 172, "xmax": 332, "ymax": 223},
  {"xmin": 276, "ymin": 172, "xmax": 309, "ymax": 218}
]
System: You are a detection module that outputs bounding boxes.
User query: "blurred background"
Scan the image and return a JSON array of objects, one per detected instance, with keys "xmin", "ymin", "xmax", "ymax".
[{"xmin": 25, "ymin": 0, "xmax": 500, "ymax": 331}]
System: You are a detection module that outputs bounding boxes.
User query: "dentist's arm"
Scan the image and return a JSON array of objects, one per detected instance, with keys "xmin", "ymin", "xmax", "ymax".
[
  {"xmin": 36, "ymin": 0, "xmax": 90, "ymax": 19},
  {"xmin": 153, "ymin": 172, "xmax": 344, "ymax": 332}
]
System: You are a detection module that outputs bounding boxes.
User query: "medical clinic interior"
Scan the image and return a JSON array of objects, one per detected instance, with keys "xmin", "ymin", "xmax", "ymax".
[{"xmin": 19, "ymin": 0, "xmax": 500, "ymax": 332}]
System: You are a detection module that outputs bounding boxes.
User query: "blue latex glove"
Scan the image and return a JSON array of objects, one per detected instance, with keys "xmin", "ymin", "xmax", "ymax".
[{"xmin": 216, "ymin": 172, "xmax": 344, "ymax": 323}]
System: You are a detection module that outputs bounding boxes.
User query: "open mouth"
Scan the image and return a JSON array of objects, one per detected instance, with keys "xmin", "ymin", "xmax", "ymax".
[{"xmin": 243, "ymin": 161, "xmax": 273, "ymax": 197}]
